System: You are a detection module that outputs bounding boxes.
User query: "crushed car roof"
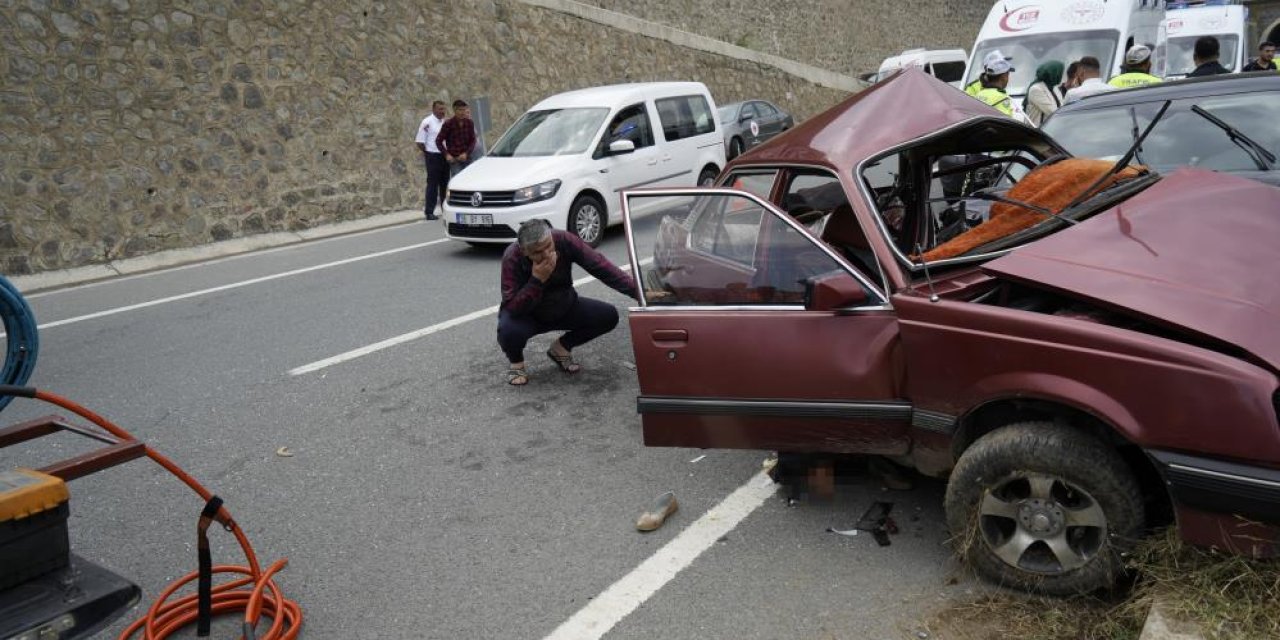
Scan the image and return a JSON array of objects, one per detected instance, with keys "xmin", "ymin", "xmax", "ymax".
[{"xmin": 734, "ymin": 68, "xmax": 1005, "ymax": 171}]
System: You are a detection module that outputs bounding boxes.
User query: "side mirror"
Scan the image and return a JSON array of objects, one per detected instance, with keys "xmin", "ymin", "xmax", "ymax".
[
  {"xmin": 608, "ymin": 139, "xmax": 636, "ymax": 155},
  {"xmin": 805, "ymin": 271, "xmax": 870, "ymax": 311},
  {"xmin": 739, "ymin": 114, "xmax": 753, "ymax": 123}
]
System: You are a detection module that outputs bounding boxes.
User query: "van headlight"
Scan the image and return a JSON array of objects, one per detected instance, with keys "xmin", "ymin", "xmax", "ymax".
[{"xmin": 512, "ymin": 179, "xmax": 561, "ymax": 204}]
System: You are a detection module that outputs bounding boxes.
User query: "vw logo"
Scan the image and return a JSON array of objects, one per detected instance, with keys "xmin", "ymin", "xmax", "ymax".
[{"xmin": 470, "ymin": 192, "xmax": 483, "ymax": 207}]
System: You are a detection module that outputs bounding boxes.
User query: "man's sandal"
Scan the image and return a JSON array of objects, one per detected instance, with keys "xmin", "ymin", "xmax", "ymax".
[
  {"xmin": 506, "ymin": 368, "xmax": 529, "ymax": 386},
  {"xmin": 546, "ymin": 349, "xmax": 581, "ymax": 374}
]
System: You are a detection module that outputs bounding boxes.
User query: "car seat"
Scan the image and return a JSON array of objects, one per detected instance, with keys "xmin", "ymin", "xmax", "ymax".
[{"xmin": 820, "ymin": 204, "xmax": 880, "ymax": 282}]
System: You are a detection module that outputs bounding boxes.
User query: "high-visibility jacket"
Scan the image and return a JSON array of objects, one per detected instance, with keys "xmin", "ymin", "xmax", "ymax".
[
  {"xmin": 1108, "ymin": 72, "xmax": 1162, "ymax": 88},
  {"xmin": 964, "ymin": 79, "xmax": 983, "ymax": 97},
  {"xmin": 975, "ymin": 87, "xmax": 1013, "ymax": 115}
]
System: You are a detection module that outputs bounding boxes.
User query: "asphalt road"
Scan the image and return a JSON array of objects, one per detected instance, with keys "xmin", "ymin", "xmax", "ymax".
[{"xmin": 2, "ymin": 217, "xmax": 972, "ymax": 639}]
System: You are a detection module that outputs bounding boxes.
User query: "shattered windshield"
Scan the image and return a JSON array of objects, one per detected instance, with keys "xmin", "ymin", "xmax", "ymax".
[{"xmin": 860, "ymin": 132, "xmax": 1152, "ymax": 267}]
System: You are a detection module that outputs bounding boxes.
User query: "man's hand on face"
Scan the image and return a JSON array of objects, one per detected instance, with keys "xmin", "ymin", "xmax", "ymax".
[
  {"xmin": 459, "ymin": 152, "xmax": 469, "ymax": 162},
  {"xmin": 531, "ymin": 250, "xmax": 557, "ymax": 282}
]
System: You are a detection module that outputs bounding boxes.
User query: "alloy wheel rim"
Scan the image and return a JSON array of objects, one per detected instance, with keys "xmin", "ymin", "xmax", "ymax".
[
  {"xmin": 575, "ymin": 204, "xmax": 601, "ymax": 244},
  {"xmin": 977, "ymin": 472, "xmax": 1108, "ymax": 575}
]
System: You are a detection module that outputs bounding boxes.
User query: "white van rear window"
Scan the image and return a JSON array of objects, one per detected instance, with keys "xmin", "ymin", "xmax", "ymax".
[{"xmin": 656, "ymin": 95, "xmax": 716, "ymax": 141}]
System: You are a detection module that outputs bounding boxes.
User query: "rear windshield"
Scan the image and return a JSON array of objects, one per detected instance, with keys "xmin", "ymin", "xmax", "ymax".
[
  {"xmin": 489, "ymin": 108, "xmax": 608, "ymax": 157},
  {"xmin": 1043, "ymin": 91, "xmax": 1280, "ymax": 173}
]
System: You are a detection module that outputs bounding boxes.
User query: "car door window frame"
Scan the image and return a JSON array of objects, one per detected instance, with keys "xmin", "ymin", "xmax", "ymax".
[
  {"xmin": 593, "ymin": 102, "xmax": 655, "ymax": 159},
  {"xmin": 621, "ymin": 187, "xmax": 890, "ymax": 311}
]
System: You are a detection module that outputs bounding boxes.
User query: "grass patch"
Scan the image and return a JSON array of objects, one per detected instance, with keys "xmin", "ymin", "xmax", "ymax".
[
  {"xmin": 923, "ymin": 528, "xmax": 1280, "ymax": 640},
  {"xmin": 1122, "ymin": 527, "xmax": 1280, "ymax": 639}
]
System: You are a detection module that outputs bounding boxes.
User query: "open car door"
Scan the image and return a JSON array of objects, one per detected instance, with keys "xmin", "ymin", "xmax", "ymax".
[{"xmin": 621, "ymin": 188, "xmax": 911, "ymax": 455}]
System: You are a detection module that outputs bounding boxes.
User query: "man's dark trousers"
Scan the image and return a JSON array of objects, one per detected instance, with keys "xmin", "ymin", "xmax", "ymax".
[
  {"xmin": 497, "ymin": 297, "xmax": 619, "ymax": 363},
  {"xmin": 424, "ymin": 151, "xmax": 449, "ymax": 217}
]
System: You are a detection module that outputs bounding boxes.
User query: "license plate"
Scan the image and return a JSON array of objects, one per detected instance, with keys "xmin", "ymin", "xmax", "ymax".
[{"xmin": 458, "ymin": 213, "xmax": 492, "ymax": 225}]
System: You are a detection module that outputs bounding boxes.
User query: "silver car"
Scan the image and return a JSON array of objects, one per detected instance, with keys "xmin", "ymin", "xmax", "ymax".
[{"xmin": 717, "ymin": 100, "xmax": 795, "ymax": 160}]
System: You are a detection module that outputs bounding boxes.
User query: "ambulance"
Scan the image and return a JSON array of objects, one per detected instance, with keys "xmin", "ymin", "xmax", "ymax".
[
  {"xmin": 1154, "ymin": 1, "xmax": 1248, "ymax": 79},
  {"xmin": 964, "ymin": 0, "xmax": 1166, "ymax": 99}
]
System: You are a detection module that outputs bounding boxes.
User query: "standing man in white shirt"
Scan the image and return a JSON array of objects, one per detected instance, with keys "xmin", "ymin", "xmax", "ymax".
[
  {"xmin": 415, "ymin": 100, "xmax": 448, "ymax": 221},
  {"xmin": 1063, "ymin": 57, "xmax": 1114, "ymax": 104}
]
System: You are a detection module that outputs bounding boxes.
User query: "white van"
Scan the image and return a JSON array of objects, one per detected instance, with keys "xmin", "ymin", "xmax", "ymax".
[
  {"xmin": 964, "ymin": 0, "xmax": 1165, "ymax": 99},
  {"xmin": 442, "ymin": 82, "xmax": 726, "ymax": 247},
  {"xmin": 872, "ymin": 48, "xmax": 969, "ymax": 88},
  {"xmin": 1154, "ymin": 2, "xmax": 1248, "ymax": 79}
]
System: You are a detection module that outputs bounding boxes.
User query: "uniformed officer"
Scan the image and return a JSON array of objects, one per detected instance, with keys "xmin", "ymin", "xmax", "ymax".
[
  {"xmin": 1108, "ymin": 44, "xmax": 1163, "ymax": 88},
  {"xmin": 974, "ymin": 50, "xmax": 1016, "ymax": 116}
]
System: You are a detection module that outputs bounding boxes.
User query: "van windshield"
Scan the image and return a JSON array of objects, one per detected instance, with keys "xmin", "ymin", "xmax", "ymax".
[
  {"xmin": 967, "ymin": 30, "xmax": 1119, "ymax": 95},
  {"xmin": 1159, "ymin": 34, "xmax": 1239, "ymax": 76},
  {"xmin": 489, "ymin": 108, "xmax": 609, "ymax": 157}
]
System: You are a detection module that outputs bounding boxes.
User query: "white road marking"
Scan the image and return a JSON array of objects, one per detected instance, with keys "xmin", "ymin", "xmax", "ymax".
[
  {"xmin": 542, "ymin": 471, "xmax": 777, "ymax": 640},
  {"xmin": 286, "ymin": 258, "xmax": 651, "ymax": 376},
  {"xmin": 26, "ymin": 240, "xmax": 449, "ymax": 332},
  {"xmin": 22, "ymin": 217, "xmax": 428, "ymax": 299}
]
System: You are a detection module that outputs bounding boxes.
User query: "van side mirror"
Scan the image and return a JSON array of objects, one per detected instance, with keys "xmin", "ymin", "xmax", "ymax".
[
  {"xmin": 608, "ymin": 139, "xmax": 636, "ymax": 155},
  {"xmin": 805, "ymin": 271, "xmax": 870, "ymax": 311}
]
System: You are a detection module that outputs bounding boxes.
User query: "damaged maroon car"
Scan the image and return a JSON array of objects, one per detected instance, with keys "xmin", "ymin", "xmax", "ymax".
[{"xmin": 619, "ymin": 69, "xmax": 1280, "ymax": 594}]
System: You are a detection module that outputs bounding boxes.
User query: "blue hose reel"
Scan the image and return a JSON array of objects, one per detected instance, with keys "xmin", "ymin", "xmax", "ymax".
[{"xmin": 0, "ymin": 275, "xmax": 38, "ymax": 412}]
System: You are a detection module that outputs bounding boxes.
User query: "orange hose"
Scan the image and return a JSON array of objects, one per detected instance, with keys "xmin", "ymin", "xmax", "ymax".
[{"xmin": 28, "ymin": 390, "xmax": 302, "ymax": 639}]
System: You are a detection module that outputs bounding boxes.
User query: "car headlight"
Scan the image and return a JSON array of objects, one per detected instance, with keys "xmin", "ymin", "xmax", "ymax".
[{"xmin": 512, "ymin": 179, "xmax": 561, "ymax": 204}]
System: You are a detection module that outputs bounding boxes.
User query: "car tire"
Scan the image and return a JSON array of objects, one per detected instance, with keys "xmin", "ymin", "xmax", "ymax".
[
  {"xmin": 697, "ymin": 166, "xmax": 718, "ymax": 187},
  {"xmin": 568, "ymin": 194, "xmax": 606, "ymax": 248},
  {"xmin": 944, "ymin": 421, "xmax": 1143, "ymax": 595},
  {"xmin": 728, "ymin": 137, "xmax": 744, "ymax": 160}
]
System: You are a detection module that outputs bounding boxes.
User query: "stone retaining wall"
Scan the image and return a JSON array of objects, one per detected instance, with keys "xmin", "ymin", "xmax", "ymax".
[
  {"xmin": 0, "ymin": 0, "xmax": 868, "ymax": 274},
  {"xmin": 579, "ymin": 0, "xmax": 994, "ymax": 79}
]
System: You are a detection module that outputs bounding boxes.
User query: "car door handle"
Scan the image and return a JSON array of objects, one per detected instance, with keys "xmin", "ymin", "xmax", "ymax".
[
  {"xmin": 661, "ymin": 154, "xmax": 672, "ymax": 162},
  {"xmin": 651, "ymin": 329, "xmax": 688, "ymax": 344}
]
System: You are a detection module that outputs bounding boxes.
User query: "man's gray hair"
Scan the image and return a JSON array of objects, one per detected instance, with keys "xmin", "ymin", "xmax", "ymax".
[{"xmin": 517, "ymin": 219, "xmax": 552, "ymax": 249}]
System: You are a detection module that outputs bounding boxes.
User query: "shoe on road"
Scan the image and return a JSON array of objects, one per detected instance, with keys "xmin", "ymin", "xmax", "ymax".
[{"xmin": 636, "ymin": 491, "xmax": 678, "ymax": 532}]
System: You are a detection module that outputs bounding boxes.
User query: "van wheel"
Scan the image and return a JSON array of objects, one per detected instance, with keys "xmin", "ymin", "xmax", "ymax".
[
  {"xmin": 697, "ymin": 166, "xmax": 718, "ymax": 187},
  {"xmin": 569, "ymin": 195, "xmax": 605, "ymax": 247},
  {"xmin": 944, "ymin": 422, "xmax": 1143, "ymax": 595},
  {"xmin": 728, "ymin": 137, "xmax": 744, "ymax": 160}
]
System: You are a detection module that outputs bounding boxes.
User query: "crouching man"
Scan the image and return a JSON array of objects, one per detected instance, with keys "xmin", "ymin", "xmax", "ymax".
[{"xmin": 498, "ymin": 220, "xmax": 638, "ymax": 386}]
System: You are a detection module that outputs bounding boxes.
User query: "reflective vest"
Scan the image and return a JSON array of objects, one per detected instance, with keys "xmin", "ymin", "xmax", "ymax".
[
  {"xmin": 1108, "ymin": 72, "xmax": 1163, "ymax": 89},
  {"xmin": 975, "ymin": 87, "xmax": 1013, "ymax": 116},
  {"xmin": 964, "ymin": 79, "xmax": 982, "ymax": 97}
]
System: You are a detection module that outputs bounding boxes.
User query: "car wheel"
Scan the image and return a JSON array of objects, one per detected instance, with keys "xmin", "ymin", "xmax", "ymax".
[
  {"xmin": 697, "ymin": 166, "xmax": 718, "ymax": 187},
  {"xmin": 569, "ymin": 194, "xmax": 605, "ymax": 247},
  {"xmin": 944, "ymin": 422, "xmax": 1143, "ymax": 595},
  {"xmin": 728, "ymin": 137, "xmax": 744, "ymax": 160}
]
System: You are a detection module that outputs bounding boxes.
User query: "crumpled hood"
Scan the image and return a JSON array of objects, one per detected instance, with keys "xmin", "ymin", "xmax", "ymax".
[{"xmin": 983, "ymin": 168, "xmax": 1280, "ymax": 371}]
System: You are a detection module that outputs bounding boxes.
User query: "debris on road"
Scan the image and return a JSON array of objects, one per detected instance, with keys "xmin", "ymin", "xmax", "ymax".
[
  {"xmin": 828, "ymin": 501, "xmax": 897, "ymax": 546},
  {"xmin": 275, "ymin": 446, "xmax": 294, "ymax": 457},
  {"xmin": 635, "ymin": 491, "xmax": 679, "ymax": 532},
  {"xmin": 689, "ymin": 454, "xmax": 706, "ymax": 463}
]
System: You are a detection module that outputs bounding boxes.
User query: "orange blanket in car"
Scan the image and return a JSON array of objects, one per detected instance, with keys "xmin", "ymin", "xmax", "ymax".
[{"xmin": 921, "ymin": 158, "xmax": 1141, "ymax": 261}]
